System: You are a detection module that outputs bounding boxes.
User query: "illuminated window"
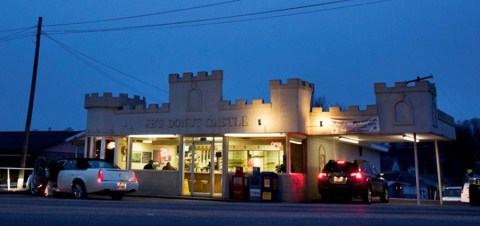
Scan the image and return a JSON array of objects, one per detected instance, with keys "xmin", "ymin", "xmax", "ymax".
[
  {"xmin": 228, "ymin": 138, "xmax": 285, "ymax": 173},
  {"xmin": 130, "ymin": 137, "xmax": 179, "ymax": 171}
]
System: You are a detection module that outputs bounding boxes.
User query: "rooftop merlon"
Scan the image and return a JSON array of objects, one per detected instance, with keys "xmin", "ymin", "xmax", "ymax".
[
  {"xmin": 84, "ymin": 92, "xmax": 146, "ymax": 109},
  {"xmin": 270, "ymin": 78, "xmax": 314, "ymax": 90},
  {"xmin": 169, "ymin": 70, "xmax": 223, "ymax": 83},
  {"xmin": 311, "ymin": 104, "xmax": 377, "ymax": 116},
  {"xmin": 374, "ymin": 80, "xmax": 436, "ymax": 95},
  {"xmin": 220, "ymin": 98, "xmax": 270, "ymax": 110}
]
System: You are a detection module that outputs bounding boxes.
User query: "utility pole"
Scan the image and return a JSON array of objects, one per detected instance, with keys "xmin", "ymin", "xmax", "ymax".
[{"xmin": 17, "ymin": 17, "xmax": 42, "ymax": 189}]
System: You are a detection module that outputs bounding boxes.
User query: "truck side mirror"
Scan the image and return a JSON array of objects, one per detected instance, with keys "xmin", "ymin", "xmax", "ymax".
[{"xmin": 467, "ymin": 169, "xmax": 473, "ymax": 175}]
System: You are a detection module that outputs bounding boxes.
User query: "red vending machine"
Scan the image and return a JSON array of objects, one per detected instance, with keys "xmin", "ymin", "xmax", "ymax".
[{"xmin": 231, "ymin": 167, "xmax": 247, "ymax": 200}]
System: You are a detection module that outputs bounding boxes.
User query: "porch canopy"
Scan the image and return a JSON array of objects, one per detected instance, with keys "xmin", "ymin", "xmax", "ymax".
[{"xmin": 308, "ymin": 80, "xmax": 456, "ymax": 205}]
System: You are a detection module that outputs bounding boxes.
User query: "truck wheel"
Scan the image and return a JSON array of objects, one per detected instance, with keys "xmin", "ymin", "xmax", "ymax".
[
  {"xmin": 381, "ymin": 187, "xmax": 389, "ymax": 203},
  {"xmin": 363, "ymin": 187, "xmax": 372, "ymax": 204},
  {"xmin": 72, "ymin": 181, "xmax": 87, "ymax": 199}
]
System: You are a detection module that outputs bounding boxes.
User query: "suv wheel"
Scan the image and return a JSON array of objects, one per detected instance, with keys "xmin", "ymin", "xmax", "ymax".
[
  {"xmin": 381, "ymin": 187, "xmax": 389, "ymax": 203},
  {"xmin": 363, "ymin": 187, "xmax": 372, "ymax": 204}
]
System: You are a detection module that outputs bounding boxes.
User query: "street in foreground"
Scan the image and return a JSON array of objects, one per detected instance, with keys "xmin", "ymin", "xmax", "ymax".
[{"xmin": 0, "ymin": 194, "xmax": 479, "ymax": 226}]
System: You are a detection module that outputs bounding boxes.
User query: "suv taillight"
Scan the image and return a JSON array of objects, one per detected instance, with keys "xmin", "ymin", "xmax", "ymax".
[
  {"xmin": 351, "ymin": 172, "xmax": 363, "ymax": 179},
  {"xmin": 97, "ymin": 170, "xmax": 104, "ymax": 183},
  {"xmin": 318, "ymin": 172, "xmax": 327, "ymax": 179}
]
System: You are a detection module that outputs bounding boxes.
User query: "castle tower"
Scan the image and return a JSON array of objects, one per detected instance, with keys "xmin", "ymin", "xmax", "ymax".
[
  {"xmin": 168, "ymin": 70, "xmax": 223, "ymax": 114},
  {"xmin": 374, "ymin": 81, "xmax": 438, "ymax": 133},
  {"xmin": 84, "ymin": 93, "xmax": 146, "ymax": 135},
  {"xmin": 269, "ymin": 78, "xmax": 314, "ymax": 133}
]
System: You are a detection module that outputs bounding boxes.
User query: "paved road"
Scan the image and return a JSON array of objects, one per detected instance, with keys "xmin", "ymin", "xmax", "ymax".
[{"xmin": 0, "ymin": 193, "xmax": 479, "ymax": 226}]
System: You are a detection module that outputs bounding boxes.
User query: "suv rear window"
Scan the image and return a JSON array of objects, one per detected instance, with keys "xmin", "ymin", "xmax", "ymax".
[{"xmin": 323, "ymin": 161, "xmax": 357, "ymax": 173}]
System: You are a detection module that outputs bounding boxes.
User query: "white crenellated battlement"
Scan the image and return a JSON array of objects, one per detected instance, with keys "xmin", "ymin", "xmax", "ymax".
[
  {"xmin": 169, "ymin": 70, "xmax": 223, "ymax": 83},
  {"xmin": 85, "ymin": 92, "xmax": 146, "ymax": 109},
  {"xmin": 270, "ymin": 78, "xmax": 314, "ymax": 91},
  {"xmin": 220, "ymin": 99, "xmax": 271, "ymax": 110},
  {"xmin": 374, "ymin": 80, "xmax": 436, "ymax": 95},
  {"xmin": 312, "ymin": 105, "xmax": 377, "ymax": 116},
  {"xmin": 117, "ymin": 103, "xmax": 170, "ymax": 114}
]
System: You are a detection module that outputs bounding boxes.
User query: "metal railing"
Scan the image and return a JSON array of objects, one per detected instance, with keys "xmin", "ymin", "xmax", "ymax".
[{"xmin": 0, "ymin": 167, "xmax": 33, "ymax": 191}]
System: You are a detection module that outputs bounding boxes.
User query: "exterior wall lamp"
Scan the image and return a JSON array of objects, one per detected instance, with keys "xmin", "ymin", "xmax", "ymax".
[
  {"xmin": 338, "ymin": 136, "xmax": 359, "ymax": 144},
  {"xmin": 402, "ymin": 135, "xmax": 419, "ymax": 142}
]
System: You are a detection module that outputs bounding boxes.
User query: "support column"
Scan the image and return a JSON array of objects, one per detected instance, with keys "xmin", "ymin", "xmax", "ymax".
[
  {"xmin": 100, "ymin": 137, "xmax": 106, "ymax": 159},
  {"xmin": 113, "ymin": 137, "xmax": 119, "ymax": 166},
  {"xmin": 286, "ymin": 135, "xmax": 291, "ymax": 174},
  {"xmin": 84, "ymin": 137, "xmax": 89, "ymax": 158},
  {"xmin": 88, "ymin": 137, "xmax": 95, "ymax": 158},
  {"xmin": 178, "ymin": 135, "xmax": 184, "ymax": 196},
  {"xmin": 127, "ymin": 136, "xmax": 132, "ymax": 170},
  {"xmin": 413, "ymin": 133, "xmax": 421, "ymax": 205},
  {"xmin": 222, "ymin": 136, "xmax": 229, "ymax": 199},
  {"xmin": 435, "ymin": 139, "xmax": 443, "ymax": 205}
]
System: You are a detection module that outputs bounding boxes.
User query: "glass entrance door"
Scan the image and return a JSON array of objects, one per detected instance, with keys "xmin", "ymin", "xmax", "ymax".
[
  {"xmin": 183, "ymin": 137, "xmax": 223, "ymax": 197},
  {"xmin": 192, "ymin": 142, "xmax": 213, "ymax": 196}
]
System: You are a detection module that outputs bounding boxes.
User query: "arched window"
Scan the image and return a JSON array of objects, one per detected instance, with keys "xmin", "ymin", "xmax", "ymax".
[
  {"xmin": 394, "ymin": 101, "xmax": 413, "ymax": 125},
  {"xmin": 188, "ymin": 89, "xmax": 202, "ymax": 111}
]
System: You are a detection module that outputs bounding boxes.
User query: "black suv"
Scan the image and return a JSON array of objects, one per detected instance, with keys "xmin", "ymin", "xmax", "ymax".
[{"xmin": 318, "ymin": 160, "xmax": 389, "ymax": 204}]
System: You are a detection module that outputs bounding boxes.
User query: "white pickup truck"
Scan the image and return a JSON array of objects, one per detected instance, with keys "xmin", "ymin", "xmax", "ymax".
[{"xmin": 28, "ymin": 158, "xmax": 138, "ymax": 200}]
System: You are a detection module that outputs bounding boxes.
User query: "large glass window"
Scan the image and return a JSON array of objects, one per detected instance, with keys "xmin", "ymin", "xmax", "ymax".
[
  {"xmin": 129, "ymin": 136, "xmax": 179, "ymax": 170},
  {"xmin": 228, "ymin": 137, "xmax": 285, "ymax": 173}
]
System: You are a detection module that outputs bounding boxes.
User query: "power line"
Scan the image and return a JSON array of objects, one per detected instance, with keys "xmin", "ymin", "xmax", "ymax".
[
  {"xmin": 43, "ymin": 33, "xmax": 167, "ymax": 103},
  {"xmin": 128, "ymin": 0, "xmax": 390, "ymax": 32},
  {"xmin": 45, "ymin": 32, "xmax": 168, "ymax": 94},
  {"xmin": 44, "ymin": 0, "xmax": 243, "ymax": 27},
  {"xmin": 0, "ymin": 33, "xmax": 36, "ymax": 43},
  {"xmin": 45, "ymin": 0, "xmax": 357, "ymax": 34},
  {"xmin": 0, "ymin": 25, "xmax": 35, "ymax": 33},
  {"xmin": 0, "ymin": 27, "xmax": 36, "ymax": 43}
]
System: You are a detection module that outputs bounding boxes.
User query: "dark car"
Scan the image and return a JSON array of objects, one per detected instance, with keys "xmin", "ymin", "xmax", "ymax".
[{"xmin": 318, "ymin": 160, "xmax": 389, "ymax": 204}]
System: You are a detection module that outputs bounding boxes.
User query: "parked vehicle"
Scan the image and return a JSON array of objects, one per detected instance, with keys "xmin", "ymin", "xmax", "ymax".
[
  {"xmin": 461, "ymin": 183, "xmax": 470, "ymax": 203},
  {"xmin": 27, "ymin": 158, "xmax": 138, "ymax": 200},
  {"xmin": 442, "ymin": 186, "xmax": 462, "ymax": 202},
  {"xmin": 463, "ymin": 161, "xmax": 480, "ymax": 204},
  {"xmin": 27, "ymin": 157, "xmax": 50, "ymax": 196},
  {"xmin": 318, "ymin": 160, "xmax": 389, "ymax": 204}
]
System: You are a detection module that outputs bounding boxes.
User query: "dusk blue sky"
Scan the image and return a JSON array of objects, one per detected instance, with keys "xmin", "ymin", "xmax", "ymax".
[{"xmin": 1, "ymin": 0, "xmax": 479, "ymax": 131}]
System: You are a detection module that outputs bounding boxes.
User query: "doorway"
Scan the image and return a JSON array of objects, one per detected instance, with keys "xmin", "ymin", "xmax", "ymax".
[{"xmin": 183, "ymin": 137, "xmax": 223, "ymax": 197}]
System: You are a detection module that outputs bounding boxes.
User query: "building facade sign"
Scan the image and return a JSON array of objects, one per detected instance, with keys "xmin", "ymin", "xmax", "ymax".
[
  {"xmin": 330, "ymin": 116, "xmax": 380, "ymax": 134},
  {"xmin": 145, "ymin": 116, "xmax": 249, "ymax": 129}
]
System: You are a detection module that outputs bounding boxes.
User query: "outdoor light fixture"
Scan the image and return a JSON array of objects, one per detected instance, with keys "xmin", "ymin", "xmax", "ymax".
[
  {"xmin": 289, "ymin": 139, "xmax": 303, "ymax": 145},
  {"xmin": 402, "ymin": 135, "xmax": 419, "ymax": 142},
  {"xmin": 106, "ymin": 141, "xmax": 116, "ymax": 150},
  {"xmin": 338, "ymin": 136, "xmax": 359, "ymax": 144},
  {"xmin": 129, "ymin": 134, "xmax": 177, "ymax": 138},
  {"xmin": 258, "ymin": 119, "xmax": 262, "ymax": 126},
  {"xmin": 224, "ymin": 133, "xmax": 284, "ymax": 137}
]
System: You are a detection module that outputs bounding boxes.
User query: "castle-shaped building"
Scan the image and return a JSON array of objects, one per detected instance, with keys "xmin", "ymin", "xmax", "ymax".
[{"xmin": 84, "ymin": 70, "xmax": 455, "ymax": 202}]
